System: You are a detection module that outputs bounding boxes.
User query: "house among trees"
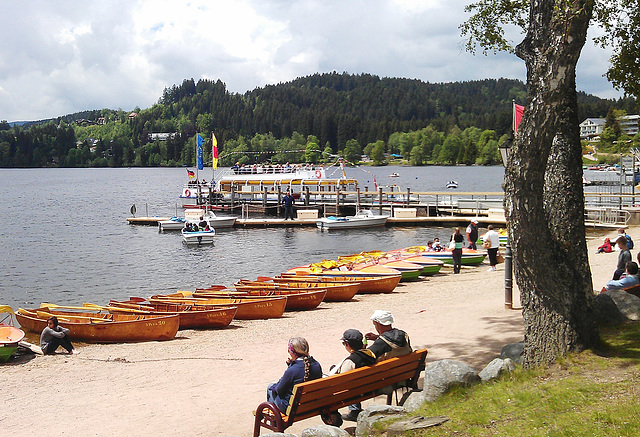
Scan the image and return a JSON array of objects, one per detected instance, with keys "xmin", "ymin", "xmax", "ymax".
[
  {"xmin": 128, "ymin": 112, "xmax": 138, "ymax": 120},
  {"xmin": 149, "ymin": 132, "xmax": 176, "ymax": 141},
  {"xmin": 580, "ymin": 115, "xmax": 640, "ymax": 140}
]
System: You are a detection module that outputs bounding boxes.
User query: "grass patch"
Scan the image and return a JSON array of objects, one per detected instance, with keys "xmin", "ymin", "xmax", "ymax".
[{"xmin": 401, "ymin": 323, "xmax": 640, "ymax": 436}]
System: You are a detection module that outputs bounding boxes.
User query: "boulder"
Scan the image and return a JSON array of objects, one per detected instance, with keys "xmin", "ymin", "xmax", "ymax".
[
  {"xmin": 355, "ymin": 404, "xmax": 405, "ymax": 437},
  {"xmin": 500, "ymin": 341, "xmax": 524, "ymax": 364},
  {"xmin": 602, "ymin": 289, "xmax": 640, "ymax": 321},
  {"xmin": 593, "ymin": 293, "xmax": 628, "ymax": 326},
  {"xmin": 386, "ymin": 415, "xmax": 450, "ymax": 436},
  {"xmin": 301, "ymin": 425, "xmax": 350, "ymax": 437},
  {"xmin": 261, "ymin": 433, "xmax": 298, "ymax": 437},
  {"xmin": 421, "ymin": 359, "xmax": 480, "ymax": 403},
  {"xmin": 479, "ymin": 358, "xmax": 516, "ymax": 382}
]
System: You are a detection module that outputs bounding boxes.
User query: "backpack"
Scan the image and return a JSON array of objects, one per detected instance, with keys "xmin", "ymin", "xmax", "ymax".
[{"xmin": 626, "ymin": 234, "xmax": 634, "ymax": 250}]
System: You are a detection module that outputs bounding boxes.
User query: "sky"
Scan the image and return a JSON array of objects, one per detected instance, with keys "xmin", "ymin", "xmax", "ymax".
[{"xmin": 0, "ymin": 0, "xmax": 622, "ymax": 122}]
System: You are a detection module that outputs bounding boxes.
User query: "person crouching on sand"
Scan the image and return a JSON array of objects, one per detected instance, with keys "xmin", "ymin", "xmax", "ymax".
[{"xmin": 40, "ymin": 316, "xmax": 77, "ymax": 355}]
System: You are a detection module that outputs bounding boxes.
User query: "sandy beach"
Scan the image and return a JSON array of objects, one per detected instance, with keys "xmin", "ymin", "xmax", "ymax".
[{"xmin": 1, "ymin": 229, "xmax": 623, "ymax": 437}]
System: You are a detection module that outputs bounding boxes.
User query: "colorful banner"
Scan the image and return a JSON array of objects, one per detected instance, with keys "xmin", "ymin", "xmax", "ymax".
[
  {"xmin": 196, "ymin": 134, "xmax": 204, "ymax": 170},
  {"xmin": 212, "ymin": 133, "xmax": 218, "ymax": 169},
  {"xmin": 186, "ymin": 168, "xmax": 195, "ymax": 179},
  {"xmin": 514, "ymin": 103, "xmax": 525, "ymax": 133}
]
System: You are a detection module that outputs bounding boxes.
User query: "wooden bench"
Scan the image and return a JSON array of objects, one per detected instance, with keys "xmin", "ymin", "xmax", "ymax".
[{"xmin": 253, "ymin": 348, "xmax": 428, "ymax": 436}]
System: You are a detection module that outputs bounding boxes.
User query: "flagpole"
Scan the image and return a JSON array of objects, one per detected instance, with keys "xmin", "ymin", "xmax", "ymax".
[
  {"xmin": 195, "ymin": 134, "xmax": 199, "ymax": 182},
  {"xmin": 512, "ymin": 99, "xmax": 516, "ymax": 133},
  {"xmin": 212, "ymin": 133, "xmax": 215, "ymax": 184}
]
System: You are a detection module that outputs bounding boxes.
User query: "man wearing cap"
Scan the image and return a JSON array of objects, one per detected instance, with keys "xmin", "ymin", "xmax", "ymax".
[
  {"xmin": 466, "ymin": 219, "xmax": 479, "ymax": 250},
  {"xmin": 613, "ymin": 236, "xmax": 632, "ymax": 280},
  {"xmin": 366, "ymin": 310, "xmax": 412, "ymax": 362},
  {"xmin": 328, "ymin": 329, "xmax": 377, "ymax": 424},
  {"xmin": 329, "ymin": 329, "xmax": 377, "ymax": 376}
]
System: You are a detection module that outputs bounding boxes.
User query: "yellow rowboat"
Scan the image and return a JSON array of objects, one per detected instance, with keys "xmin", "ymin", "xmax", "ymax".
[
  {"xmin": 149, "ymin": 293, "xmax": 286, "ymax": 320},
  {"xmin": 235, "ymin": 279, "xmax": 360, "ymax": 302},
  {"xmin": 192, "ymin": 288, "xmax": 327, "ymax": 311}
]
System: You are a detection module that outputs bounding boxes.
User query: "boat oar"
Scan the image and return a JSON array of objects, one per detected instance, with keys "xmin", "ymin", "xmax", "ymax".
[
  {"xmin": 33, "ymin": 310, "xmax": 110, "ymax": 323},
  {"xmin": 40, "ymin": 302, "xmax": 101, "ymax": 311},
  {"xmin": 256, "ymin": 276, "xmax": 274, "ymax": 282}
]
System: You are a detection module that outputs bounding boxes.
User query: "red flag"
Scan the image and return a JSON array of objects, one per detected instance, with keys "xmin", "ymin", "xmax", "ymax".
[
  {"xmin": 514, "ymin": 103, "xmax": 525, "ymax": 133},
  {"xmin": 374, "ymin": 175, "xmax": 378, "ymax": 191}
]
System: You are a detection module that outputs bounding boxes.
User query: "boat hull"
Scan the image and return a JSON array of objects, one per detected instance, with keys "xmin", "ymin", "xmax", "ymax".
[
  {"xmin": 283, "ymin": 270, "xmax": 401, "ymax": 293},
  {"xmin": 150, "ymin": 294, "xmax": 286, "ymax": 320},
  {"xmin": 194, "ymin": 289, "xmax": 327, "ymax": 311},
  {"xmin": 239, "ymin": 279, "xmax": 360, "ymax": 302},
  {"xmin": 16, "ymin": 309, "xmax": 179, "ymax": 343},
  {"xmin": 419, "ymin": 251, "xmax": 487, "ymax": 266},
  {"xmin": 316, "ymin": 216, "xmax": 387, "ymax": 230},
  {"xmin": 0, "ymin": 324, "xmax": 25, "ymax": 363},
  {"xmin": 181, "ymin": 229, "xmax": 215, "ymax": 245},
  {"xmin": 107, "ymin": 301, "xmax": 237, "ymax": 330}
]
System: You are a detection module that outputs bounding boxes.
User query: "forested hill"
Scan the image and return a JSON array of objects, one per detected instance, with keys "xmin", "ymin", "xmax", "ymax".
[{"xmin": 0, "ymin": 73, "xmax": 635, "ymax": 168}]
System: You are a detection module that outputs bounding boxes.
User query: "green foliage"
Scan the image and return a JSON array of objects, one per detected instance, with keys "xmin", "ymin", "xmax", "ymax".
[{"xmin": 0, "ymin": 74, "xmax": 634, "ymax": 168}]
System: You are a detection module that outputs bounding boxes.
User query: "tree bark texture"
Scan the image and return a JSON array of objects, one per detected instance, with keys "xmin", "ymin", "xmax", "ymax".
[{"xmin": 506, "ymin": 0, "xmax": 599, "ymax": 367}]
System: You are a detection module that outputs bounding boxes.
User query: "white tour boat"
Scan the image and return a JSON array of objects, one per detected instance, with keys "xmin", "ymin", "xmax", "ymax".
[{"xmin": 316, "ymin": 210, "xmax": 388, "ymax": 230}]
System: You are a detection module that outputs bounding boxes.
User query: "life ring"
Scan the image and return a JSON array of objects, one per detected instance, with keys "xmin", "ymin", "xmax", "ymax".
[
  {"xmin": 184, "ymin": 189, "xmax": 191, "ymax": 197},
  {"xmin": 315, "ymin": 170, "xmax": 322, "ymax": 179}
]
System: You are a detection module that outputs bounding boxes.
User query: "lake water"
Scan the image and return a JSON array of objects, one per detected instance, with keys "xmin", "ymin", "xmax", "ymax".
[{"xmin": 1, "ymin": 165, "xmax": 509, "ymax": 314}]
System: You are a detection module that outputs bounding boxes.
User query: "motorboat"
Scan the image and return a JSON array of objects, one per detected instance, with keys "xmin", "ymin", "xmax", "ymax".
[
  {"xmin": 316, "ymin": 210, "xmax": 388, "ymax": 230},
  {"xmin": 446, "ymin": 181, "xmax": 459, "ymax": 189},
  {"xmin": 159, "ymin": 209, "xmax": 235, "ymax": 231},
  {"xmin": 181, "ymin": 224, "xmax": 215, "ymax": 245},
  {"xmin": 388, "ymin": 172, "xmax": 400, "ymax": 178}
]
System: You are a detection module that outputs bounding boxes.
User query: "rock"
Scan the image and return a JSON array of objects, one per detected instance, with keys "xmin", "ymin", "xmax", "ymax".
[
  {"xmin": 301, "ymin": 424, "xmax": 350, "ymax": 436},
  {"xmin": 593, "ymin": 293, "xmax": 628, "ymax": 326},
  {"xmin": 421, "ymin": 359, "xmax": 481, "ymax": 402},
  {"xmin": 500, "ymin": 341, "xmax": 524, "ymax": 364},
  {"xmin": 386, "ymin": 415, "xmax": 450, "ymax": 436},
  {"xmin": 401, "ymin": 390, "xmax": 427, "ymax": 412},
  {"xmin": 260, "ymin": 432, "xmax": 298, "ymax": 437},
  {"xmin": 602, "ymin": 289, "xmax": 640, "ymax": 321},
  {"xmin": 479, "ymin": 358, "xmax": 516, "ymax": 382},
  {"xmin": 355, "ymin": 404, "xmax": 405, "ymax": 437}
]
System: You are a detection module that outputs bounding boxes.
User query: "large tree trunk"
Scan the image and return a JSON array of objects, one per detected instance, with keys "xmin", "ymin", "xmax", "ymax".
[{"xmin": 506, "ymin": 0, "xmax": 600, "ymax": 367}]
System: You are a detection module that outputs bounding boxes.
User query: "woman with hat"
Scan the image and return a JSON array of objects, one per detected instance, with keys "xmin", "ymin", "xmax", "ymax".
[{"xmin": 266, "ymin": 337, "xmax": 322, "ymax": 412}]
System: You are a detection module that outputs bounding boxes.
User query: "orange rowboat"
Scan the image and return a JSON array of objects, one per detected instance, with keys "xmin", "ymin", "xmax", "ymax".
[
  {"xmin": 281, "ymin": 271, "xmax": 401, "ymax": 294},
  {"xmin": 192, "ymin": 289, "xmax": 327, "ymax": 311},
  {"xmin": 149, "ymin": 294, "xmax": 286, "ymax": 320},
  {"xmin": 234, "ymin": 279, "xmax": 359, "ymax": 302},
  {"xmin": 16, "ymin": 308, "xmax": 179, "ymax": 343},
  {"xmin": 107, "ymin": 300, "xmax": 237, "ymax": 330}
]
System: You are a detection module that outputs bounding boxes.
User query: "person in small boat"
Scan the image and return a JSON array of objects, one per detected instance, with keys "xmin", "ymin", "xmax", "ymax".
[
  {"xmin": 40, "ymin": 316, "xmax": 77, "ymax": 355},
  {"xmin": 450, "ymin": 227, "xmax": 465, "ymax": 274},
  {"xmin": 602, "ymin": 261, "xmax": 639, "ymax": 292},
  {"xmin": 282, "ymin": 190, "xmax": 295, "ymax": 220},
  {"xmin": 267, "ymin": 337, "xmax": 322, "ymax": 413},
  {"xmin": 426, "ymin": 240, "xmax": 435, "ymax": 251},
  {"xmin": 432, "ymin": 238, "xmax": 443, "ymax": 252},
  {"xmin": 466, "ymin": 219, "xmax": 479, "ymax": 250},
  {"xmin": 613, "ymin": 235, "xmax": 632, "ymax": 280},
  {"xmin": 596, "ymin": 237, "xmax": 613, "ymax": 254}
]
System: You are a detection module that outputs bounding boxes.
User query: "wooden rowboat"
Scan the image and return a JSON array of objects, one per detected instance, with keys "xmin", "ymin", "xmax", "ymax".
[
  {"xmin": 192, "ymin": 289, "xmax": 327, "ymax": 311},
  {"xmin": 234, "ymin": 279, "xmax": 359, "ymax": 302},
  {"xmin": 284, "ymin": 269, "xmax": 401, "ymax": 293},
  {"xmin": 107, "ymin": 300, "xmax": 237, "ymax": 330},
  {"xmin": 149, "ymin": 294, "xmax": 286, "ymax": 320},
  {"xmin": 16, "ymin": 308, "xmax": 179, "ymax": 343}
]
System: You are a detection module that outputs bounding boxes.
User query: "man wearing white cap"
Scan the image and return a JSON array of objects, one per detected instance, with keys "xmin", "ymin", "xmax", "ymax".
[
  {"xmin": 342, "ymin": 312, "xmax": 412, "ymax": 422},
  {"xmin": 365, "ymin": 310, "xmax": 412, "ymax": 361},
  {"xmin": 466, "ymin": 218, "xmax": 479, "ymax": 250}
]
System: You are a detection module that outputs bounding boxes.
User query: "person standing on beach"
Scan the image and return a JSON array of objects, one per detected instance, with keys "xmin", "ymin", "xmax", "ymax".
[
  {"xmin": 282, "ymin": 190, "xmax": 295, "ymax": 220},
  {"xmin": 483, "ymin": 225, "xmax": 501, "ymax": 271},
  {"xmin": 450, "ymin": 227, "xmax": 465, "ymax": 274},
  {"xmin": 466, "ymin": 219, "xmax": 479, "ymax": 249},
  {"xmin": 613, "ymin": 236, "xmax": 632, "ymax": 280},
  {"xmin": 40, "ymin": 316, "xmax": 77, "ymax": 355}
]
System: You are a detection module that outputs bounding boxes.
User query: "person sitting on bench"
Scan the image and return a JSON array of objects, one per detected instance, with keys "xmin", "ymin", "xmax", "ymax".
[
  {"xmin": 266, "ymin": 337, "xmax": 322, "ymax": 413},
  {"xmin": 366, "ymin": 310, "xmax": 412, "ymax": 361}
]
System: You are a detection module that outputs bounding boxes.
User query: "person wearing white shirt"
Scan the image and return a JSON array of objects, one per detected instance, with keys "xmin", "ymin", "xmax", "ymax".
[{"xmin": 483, "ymin": 225, "xmax": 501, "ymax": 271}]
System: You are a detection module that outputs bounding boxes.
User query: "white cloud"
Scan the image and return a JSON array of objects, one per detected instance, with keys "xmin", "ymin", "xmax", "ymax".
[{"xmin": 0, "ymin": 0, "xmax": 623, "ymax": 122}]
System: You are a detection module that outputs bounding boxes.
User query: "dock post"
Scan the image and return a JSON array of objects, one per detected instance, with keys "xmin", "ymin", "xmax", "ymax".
[
  {"xmin": 231, "ymin": 185, "xmax": 235, "ymax": 210},
  {"xmin": 335, "ymin": 189, "xmax": 340, "ymax": 215},
  {"xmin": 305, "ymin": 187, "xmax": 310, "ymax": 206},
  {"xmin": 277, "ymin": 186, "xmax": 282, "ymax": 217},
  {"xmin": 356, "ymin": 187, "xmax": 361, "ymax": 212},
  {"xmin": 406, "ymin": 188, "xmax": 410, "ymax": 207},
  {"xmin": 378, "ymin": 187, "xmax": 383, "ymax": 215},
  {"xmin": 262, "ymin": 187, "xmax": 267, "ymax": 207}
]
